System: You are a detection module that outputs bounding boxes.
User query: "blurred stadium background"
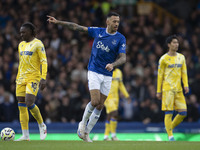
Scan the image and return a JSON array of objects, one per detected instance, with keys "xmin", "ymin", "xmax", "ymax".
[{"xmin": 0, "ymin": 0, "xmax": 200, "ymax": 141}]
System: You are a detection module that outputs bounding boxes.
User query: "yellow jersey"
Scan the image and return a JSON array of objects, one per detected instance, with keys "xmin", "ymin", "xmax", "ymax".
[
  {"xmin": 16, "ymin": 38, "xmax": 47, "ymax": 84},
  {"xmin": 157, "ymin": 52, "xmax": 188, "ymax": 93},
  {"xmin": 106, "ymin": 68, "xmax": 129, "ymax": 100}
]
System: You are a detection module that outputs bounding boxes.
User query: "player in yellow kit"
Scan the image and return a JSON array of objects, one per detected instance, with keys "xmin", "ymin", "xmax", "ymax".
[
  {"xmin": 104, "ymin": 68, "xmax": 130, "ymax": 141},
  {"xmin": 15, "ymin": 22, "xmax": 47, "ymax": 141},
  {"xmin": 156, "ymin": 35, "xmax": 189, "ymax": 141}
]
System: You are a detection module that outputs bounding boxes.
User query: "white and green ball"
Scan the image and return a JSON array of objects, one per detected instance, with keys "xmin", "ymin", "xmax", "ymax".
[{"xmin": 1, "ymin": 127, "xmax": 15, "ymax": 141}]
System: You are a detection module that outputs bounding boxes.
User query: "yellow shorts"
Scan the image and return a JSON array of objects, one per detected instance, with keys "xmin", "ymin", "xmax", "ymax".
[
  {"xmin": 16, "ymin": 81, "xmax": 40, "ymax": 97},
  {"xmin": 104, "ymin": 98, "xmax": 119, "ymax": 114},
  {"xmin": 162, "ymin": 90, "xmax": 187, "ymax": 111}
]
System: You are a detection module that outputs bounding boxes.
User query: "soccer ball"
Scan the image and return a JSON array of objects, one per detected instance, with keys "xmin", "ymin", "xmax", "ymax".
[{"xmin": 1, "ymin": 127, "xmax": 15, "ymax": 141}]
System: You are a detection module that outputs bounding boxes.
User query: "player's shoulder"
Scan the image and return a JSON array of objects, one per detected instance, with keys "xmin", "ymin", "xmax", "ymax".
[
  {"xmin": 159, "ymin": 53, "xmax": 168, "ymax": 61},
  {"xmin": 116, "ymin": 31, "xmax": 126, "ymax": 39},
  {"xmin": 19, "ymin": 41, "xmax": 25, "ymax": 46},
  {"xmin": 177, "ymin": 52, "xmax": 185, "ymax": 58},
  {"xmin": 33, "ymin": 38, "xmax": 43, "ymax": 43},
  {"xmin": 33, "ymin": 38, "xmax": 44, "ymax": 46}
]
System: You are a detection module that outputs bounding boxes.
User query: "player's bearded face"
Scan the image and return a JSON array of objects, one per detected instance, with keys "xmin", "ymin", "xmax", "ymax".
[{"xmin": 107, "ymin": 16, "xmax": 120, "ymax": 32}]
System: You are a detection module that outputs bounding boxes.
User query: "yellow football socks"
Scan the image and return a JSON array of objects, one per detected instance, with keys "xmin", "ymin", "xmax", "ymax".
[
  {"xmin": 29, "ymin": 104, "xmax": 43, "ymax": 124},
  {"xmin": 104, "ymin": 121, "xmax": 110, "ymax": 136},
  {"xmin": 172, "ymin": 114, "xmax": 186, "ymax": 129},
  {"xmin": 164, "ymin": 114, "xmax": 173, "ymax": 137},
  {"xmin": 18, "ymin": 102, "xmax": 29, "ymax": 130},
  {"xmin": 110, "ymin": 118, "xmax": 117, "ymax": 134}
]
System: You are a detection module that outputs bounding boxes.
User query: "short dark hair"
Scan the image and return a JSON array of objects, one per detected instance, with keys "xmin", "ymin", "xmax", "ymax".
[
  {"xmin": 107, "ymin": 12, "xmax": 120, "ymax": 18},
  {"xmin": 165, "ymin": 34, "xmax": 178, "ymax": 50},
  {"xmin": 165, "ymin": 34, "xmax": 178, "ymax": 44},
  {"xmin": 21, "ymin": 22, "xmax": 36, "ymax": 36}
]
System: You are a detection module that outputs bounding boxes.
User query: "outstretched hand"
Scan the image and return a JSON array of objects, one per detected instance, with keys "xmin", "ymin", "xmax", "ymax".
[{"xmin": 47, "ymin": 15, "xmax": 58, "ymax": 24}]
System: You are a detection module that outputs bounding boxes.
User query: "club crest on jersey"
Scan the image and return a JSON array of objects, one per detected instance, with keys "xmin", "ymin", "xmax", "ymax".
[
  {"xmin": 112, "ymin": 40, "xmax": 117, "ymax": 45},
  {"xmin": 96, "ymin": 41, "xmax": 110, "ymax": 52}
]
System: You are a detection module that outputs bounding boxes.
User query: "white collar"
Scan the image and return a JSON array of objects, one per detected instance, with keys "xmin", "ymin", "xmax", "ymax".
[{"xmin": 106, "ymin": 28, "xmax": 117, "ymax": 35}]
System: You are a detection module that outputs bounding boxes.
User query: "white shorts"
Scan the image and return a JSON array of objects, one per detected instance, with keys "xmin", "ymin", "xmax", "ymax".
[{"xmin": 88, "ymin": 71, "xmax": 112, "ymax": 96}]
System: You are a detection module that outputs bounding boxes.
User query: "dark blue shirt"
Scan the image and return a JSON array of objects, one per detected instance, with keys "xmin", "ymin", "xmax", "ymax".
[{"xmin": 88, "ymin": 27, "xmax": 126, "ymax": 76}]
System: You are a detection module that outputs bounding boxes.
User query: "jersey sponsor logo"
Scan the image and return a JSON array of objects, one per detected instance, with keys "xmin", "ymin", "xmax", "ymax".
[
  {"xmin": 99, "ymin": 34, "xmax": 103, "ymax": 38},
  {"xmin": 168, "ymin": 64, "xmax": 182, "ymax": 68},
  {"xmin": 20, "ymin": 51, "xmax": 33, "ymax": 56},
  {"xmin": 96, "ymin": 41, "xmax": 110, "ymax": 52}
]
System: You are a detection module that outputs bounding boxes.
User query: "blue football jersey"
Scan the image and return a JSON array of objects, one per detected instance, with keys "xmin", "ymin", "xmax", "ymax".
[{"xmin": 87, "ymin": 27, "xmax": 126, "ymax": 76}]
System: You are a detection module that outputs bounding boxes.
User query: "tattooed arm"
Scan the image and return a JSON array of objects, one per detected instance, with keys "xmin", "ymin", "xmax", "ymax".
[
  {"xmin": 47, "ymin": 15, "xmax": 88, "ymax": 33},
  {"xmin": 105, "ymin": 53, "xmax": 126, "ymax": 72}
]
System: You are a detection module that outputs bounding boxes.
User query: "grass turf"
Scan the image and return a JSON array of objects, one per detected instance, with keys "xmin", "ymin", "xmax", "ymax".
[
  {"xmin": 1, "ymin": 141, "xmax": 200, "ymax": 150},
  {"xmin": 12, "ymin": 133, "xmax": 200, "ymax": 141}
]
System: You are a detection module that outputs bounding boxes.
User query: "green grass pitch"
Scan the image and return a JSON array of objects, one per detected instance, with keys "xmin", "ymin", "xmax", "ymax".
[
  {"xmin": 1, "ymin": 141, "xmax": 200, "ymax": 150},
  {"xmin": 1, "ymin": 133, "xmax": 200, "ymax": 150}
]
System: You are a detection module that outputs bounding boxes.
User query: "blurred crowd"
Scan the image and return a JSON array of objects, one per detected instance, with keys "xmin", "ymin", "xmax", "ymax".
[{"xmin": 0, "ymin": 0, "xmax": 200, "ymax": 124}]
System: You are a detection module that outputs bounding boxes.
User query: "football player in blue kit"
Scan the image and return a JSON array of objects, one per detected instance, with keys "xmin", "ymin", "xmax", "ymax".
[{"xmin": 47, "ymin": 12, "xmax": 126, "ymax": 142}]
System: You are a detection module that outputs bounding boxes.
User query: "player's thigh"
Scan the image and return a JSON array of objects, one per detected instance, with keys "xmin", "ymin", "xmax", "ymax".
[
  {"xmin": 16, "ymin": 83, "xmax": 26, "ymax": 98},
  {"xmin": 104, "ymin": 99, "xmax": 118, "ymax": 114},
  {"xmin": 162, "ymin": 90, "xmax": 175, "ymax": 111},
  {"xmin": 100, "ymin": 75, "xmax": 112, "ymax": 96},
  {"xmin": 88, "ymin": 71, "xmax": 102, "ymax": 91},
  {"xmin": 174, "ymin": 91, "xmax": 187, "ymax": 110}
]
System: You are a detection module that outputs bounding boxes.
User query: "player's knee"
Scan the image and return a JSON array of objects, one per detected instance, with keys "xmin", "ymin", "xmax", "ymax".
[
  {"xmin": 91, "ymin": 101, "xmax": 98, "ymax": 107},
  {"xmin": 96, "ymin": 104, "xmax": 104, "ymax": 110},
  {"xmin": 91, "ymin": 99, "xmax": 100, "ymax": 107},
  {"xmin": 111, "ymin": 111, "xmax": 118, "ymax": 119},
  {"xmin": 179, "ymin": 111, "xmax": 187, "ymax": 117},
  {"xmin": 17, "ymin": 97, "xmax": 25, "ymax": 102},
  {"xmin": 25, "ymin": 101, "xmax": 34, "ymax": 107},
  {"xmin": 113, "ymin": 113, "xmax": 118, "ymax": 119}
]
